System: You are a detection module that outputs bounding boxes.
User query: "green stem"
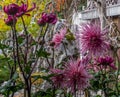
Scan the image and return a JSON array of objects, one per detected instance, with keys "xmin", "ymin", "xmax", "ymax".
[
  {"xmin": 74, "ymin": 80, "xmax": 76, "ymax": 97},
  {"xmin": 115, "ymin": 52, "xmax": 120, "ymax": 95},
  {"xmin": 12, "ymin": 16, "xmax": 26, "ymax": 80},
  {"xmin": 53, "ymin": 86, "xmax": 56, "ymax": 97}
]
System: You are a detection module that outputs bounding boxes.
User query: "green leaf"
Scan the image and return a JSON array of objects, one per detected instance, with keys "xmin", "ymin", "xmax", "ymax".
[
  {"xmin": 65, "ymin": 33, "xmax": 75, "ymax": 41},
  {"xmin": 0, "ymin": 73, "xmax": 21, "ymax": 95},
  {"xmin": 33, "ymin": 90, "xmax": 52, "ymax": 97},
  {"xmin": 31, "ymin": 74, "xmax": 54, "ymax": 83},
  {"xmin": 0, "ymin": 43, "xmax": 9, "ymax": 50},
  {"xmin": 30, "ymin": 40, "xmax": 37, "ymax": 46},
  {"xmin": 37, "ymin": 49, "xmax": 50, "ymax": 58},
  {"xmin": 94, "ymin": 95, "xmax": 102, "ymax": 97},
  {"xmin": 24, "ymin": 66, "xmax": 31, "ymax": 74},
  {"xmin": 66, "ymin": 92, "xmax": 72, "ymax": 97},
  {"xmin": 0, "ymin": 57, "xmax": 10, "ymax": 63},
  {"xmin": 17, "ymin": 36, "xmax": 26, "ymax": 47}
]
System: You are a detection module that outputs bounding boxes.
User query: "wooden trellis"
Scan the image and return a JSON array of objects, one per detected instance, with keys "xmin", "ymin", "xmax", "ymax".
[{"xmin": 87, "ymin": 0, "xmax": 120, "ymax": 10}]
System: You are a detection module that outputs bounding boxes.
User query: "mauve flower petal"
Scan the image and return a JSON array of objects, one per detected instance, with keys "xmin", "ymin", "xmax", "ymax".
[
  {"xmin": 3, "ymin": 6, "xmax": 8, "ymax": 13},
  {"xmin": 37, "ymin": 18, "xmax": 46, "ymax": 26},
  {"xmin": 16, "ymin": 2, "xmax": 36, "ymax": 17},
  {"xmin": 109, "ymin": 63, "xmax": 117, "ymax": 70},
  {"xmin": 41, "ymin": 12, "xmax": 48, "ymax": 22},
  {"xmin": 5, "ymin": 15, "xmax": 17, "ymax": 26}
]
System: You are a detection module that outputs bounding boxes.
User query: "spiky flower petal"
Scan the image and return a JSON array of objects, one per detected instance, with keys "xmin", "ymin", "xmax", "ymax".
[
  {"xmin": 76, "ymin": 23, "xmax": 109, "ymax": 57},
  {"xmin": 64, "ymin": 59, "xmax": 91, "ymax": 93}
]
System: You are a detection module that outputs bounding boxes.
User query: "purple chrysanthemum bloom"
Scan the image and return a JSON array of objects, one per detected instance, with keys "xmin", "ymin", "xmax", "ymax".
[
  {"xmin": 46, "ymin": 13, "xmax": 57, "ymax": 24},
  {"xmin": 4, "ymin": 15, "xmax": 17, "ymax": 26},
  {"xmin": 16, "ymin": 2, "xmax": 36, "ymax": 17},
  {"xmin": 97, "ymin": 56, "xmax": 117, "ymax": 70},
  {"xmin": 37, "ymin": 12, "xmax": 48, "ymax": 26},
  {"xmin": 64, "ymin": 59, "xmax": 91, "ymax": 93},
  {"xmin": 4, "ymin": 3, "xmax": 19, "ymax": 15},
  {"xmin": 37, "ymin": 12, "xmax": 57, "ymax": 26},
  {"xmin": 76, "ymin": 23, "xmax": 109, "ymax": 57}
]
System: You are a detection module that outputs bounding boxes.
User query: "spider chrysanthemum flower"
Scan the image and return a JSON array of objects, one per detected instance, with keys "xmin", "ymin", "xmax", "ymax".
[
  {"xmin": 64, "ymin": 59, "xmax": 91, "ymax": 93},
  {"xmin": 77, "ymin": 23, "xmax": 109, "ymax": 57}
]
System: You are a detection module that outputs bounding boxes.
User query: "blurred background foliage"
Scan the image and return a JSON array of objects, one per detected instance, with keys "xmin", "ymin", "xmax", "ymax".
[
  {"xmin": 0, "ymin": 54, "xmax": 10, "ymax": 83},
  {"xmin": 0, "ymin": 0, "xmax": 51, "ymax": 39}
]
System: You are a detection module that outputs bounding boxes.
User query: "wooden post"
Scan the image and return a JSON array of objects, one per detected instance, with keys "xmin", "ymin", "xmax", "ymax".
[{"xmin": 94, "ymin": 0, "xmax": 107, "ymax": 30}]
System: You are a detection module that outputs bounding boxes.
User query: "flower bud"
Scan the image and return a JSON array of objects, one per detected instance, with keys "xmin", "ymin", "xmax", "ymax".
[{"xmin": 5, "ymin": 16, "xmax": 17, "ymax": 26}]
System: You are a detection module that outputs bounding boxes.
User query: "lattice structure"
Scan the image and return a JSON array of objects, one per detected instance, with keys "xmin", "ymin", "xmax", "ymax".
[
  {"xmin": 87, "ymin": 0, "xmax": 120, "ymax": 10},
  {"xmin": 106, "ymin": 0, "xmax": 118, "ymax": 6}
]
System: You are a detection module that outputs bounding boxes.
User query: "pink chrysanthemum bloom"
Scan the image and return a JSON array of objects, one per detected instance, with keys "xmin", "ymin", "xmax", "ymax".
[
  {"xmin": 50, "ymin": 68, "xmax": 65, "ymax": 88},
  {"xmin": 77, "ymin": 23, "xmax": 109, "ymax": 57},
  {"xmin": 64, "ymin": 59, "xmax": 91, "ymax": 93},
  {"xmin": 52, "ymin": 27, "xmax": 67, "ymax": 48}
]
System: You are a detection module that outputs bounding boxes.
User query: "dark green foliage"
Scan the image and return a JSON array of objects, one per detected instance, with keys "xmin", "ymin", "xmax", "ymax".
[{"xmin": 37, "ymin": 49, "xmax": 50, "ymax": 58}]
